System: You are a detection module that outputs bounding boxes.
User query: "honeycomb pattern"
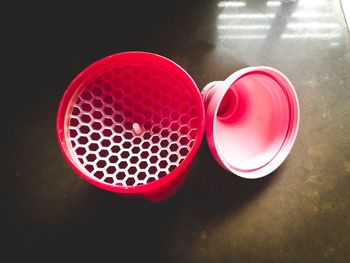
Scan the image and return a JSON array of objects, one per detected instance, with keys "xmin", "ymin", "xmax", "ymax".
[{"xmin": 67, "ymin": 64, "xmax": 200, "ymax": 187}]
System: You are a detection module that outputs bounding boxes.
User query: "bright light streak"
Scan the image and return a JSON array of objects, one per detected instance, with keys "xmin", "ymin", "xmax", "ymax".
[
  {"xmin": 219, "ymin": 35, "xmax": 266, "ymax": 39},
  {"xmin": 287, "ymin": 22, "xmax": 341, "ymax": 29},
  {"xmin": 281, "ymin": 33, "xmax": 341, "ymax": 39},
  {"xmin": 218, "ymin": 14, "xmax": 275, "ymax": 19},
  {"xmin": 218, "ymin": 1, "xmax": 246, "ymax": 7},
  {"xmin": 267, "ymin": 0, "xmax": 328, "ymax": 7},
  {"xmin": 266, "ymin": 1, "xmax": 281, "ymax": 7},
  {"xmin": 291, "ymin": 12, "xmax": 333, "ymax": 18},
  {"xmin": 330, "ymin": 42, "xmax": 340, "ymax": 46},
  {"xmin": 217, "ymin": 25, "xmax": 271, "ymax": 30}
]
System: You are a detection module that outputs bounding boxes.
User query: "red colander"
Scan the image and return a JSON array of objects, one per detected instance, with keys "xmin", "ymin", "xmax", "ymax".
[{"xmin": 56, "ymin": 52, "xmax": 205, "ymax": 202}]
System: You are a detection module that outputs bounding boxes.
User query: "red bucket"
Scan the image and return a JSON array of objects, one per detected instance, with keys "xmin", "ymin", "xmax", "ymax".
[{"xmin": 57, "ymin": 52, "xmax": 205, "ymax": 202}]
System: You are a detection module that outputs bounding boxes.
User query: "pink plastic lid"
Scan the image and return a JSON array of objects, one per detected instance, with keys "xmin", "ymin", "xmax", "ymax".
[{"xmin": 202, "ymin": 67, "xmax": 299, "ymax": 179}]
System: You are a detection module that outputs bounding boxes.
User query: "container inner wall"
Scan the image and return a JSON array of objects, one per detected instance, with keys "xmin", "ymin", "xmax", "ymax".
[{"xmin": 215, "ymin": 73, "xmax": 290, "ymax": 171}]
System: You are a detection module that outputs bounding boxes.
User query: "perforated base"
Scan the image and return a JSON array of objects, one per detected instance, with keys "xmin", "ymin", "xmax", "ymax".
[{"xmin": 65, "ymin": 59, "xmax": 201, "ymax": 187}]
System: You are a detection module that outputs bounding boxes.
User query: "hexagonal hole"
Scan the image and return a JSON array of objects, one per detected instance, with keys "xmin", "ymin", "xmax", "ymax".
[
  {"xmin": 160, "ymin": 139, "xmax": 169, "ymax": 147},
  {"xmin": 148, "ymin": 166, "xmax": 157, "ymax": 174},
  {"xmin": 76, "ymin": 147, "xmax": 86, "ymax": 155},
  {"xmin": 150, "ymin": 156, "xmax": 158, "ymax": 163},
  {"xmin": 124, "ymin": 121, "xmax": 133, "ymax": 130},
  {"xmin": 70, "ymin": 118, "xmax": 79, "ymax": 127},
  {"xmin": 179, "ymin": 147, "xmax": 189, "ymax": 156},
  {"xmin": 180, "ymin": 137, "xmax": 189, "ymax": 145},
  {"xmin": 92, "ymin": 87, "xmax": 102, "ymax": 96},
  {"xmin": 170, "ymin": 112, "xmax": 180, "ymax": 121},
  {"xmin": 114, "ymin": 125, "xmax": 123, "ymax": 133},
  {"xmin": 92, "ymin": 111, "xmax": 103, "ymax": 119},
  {"xmin": 150, "ymin": 145, "xmax": 159, "ymax": 153},
  {"xmin": 103, "ymin": 107, "xmax": 113, "ymax": 116},
  {"xmin": 97, "ymin": 160, "xmax": 107, "ymax": 168},
  {"xmin": 81, "ymin": 91, "xmax": 92, "ymax": 101},
  {"xmin": 132, "ymin": 137, "xmax": 142, "ymax": 144},
  {"xmin": 126, "ymin": 177, "xmax": 135, "ymax": 186},
  {"xmin": 119, "ymin": 161, "xmax": 127, "ymax": 169},
  {"xmin": 140, "ymin": 151, "xmax": 149, "ymax": 158},
  {"xmin": 78, "ymin": 136, "xmax": 88, "ymax": 144},
  {"xmin": 159, "ymin": 160, "xmax": 167, "ymax": 169},
  {"xmin": 141, "ymin": 141, "xmax": 150, "ymax": 149},
  {"xmin": 147, "ymin": 177, "xmax": 156, "ymax": 183},
  {"xmin": 170, "ymin": 122, "xmax": 180, "ymax": 131},
  {"xmin": 169, "ymin": 164, "xmax": 177, "ymax": 172},
  {"xmin": 161, "ymin": 118, "xmax": 170, "ymax": 127},
  {"xmin": 121, "ymin": 151, "xmax": 130, "ymax": 158},
  {"xmin": 131, "ymin": 147, "xmax": 140, "ymax": 154},
  {"xmin": 113, "ymin": 102, "xmax": 123, "ymax": 111},
  {"xmin": 102, "ymin": 116, "xmax": 113, "ymax": 127},
  {"xmin": 70, "ymin": 129, "xmax": 78, "ymax": 138},
  {"xmin": 90, "ymin": 132, "xmax": 101, "ymax": 141},
  {"xmin": 170, "ymin": 133, "xmax": 179, "ymax": 141},
  {"xmin": 161, "ymin": 129, "xmax": 170, "ymax": 137},
  {"xmin": 158, "ymin": 171, "xmax": 167, "ymax": 178},
  {"xmin": 116, "ymin": 172, "xmax": 126, "ymax": 180},
  {"xmin": 94, "ymin": 171, "xmax": 103, "ymax": 179},
  {"xmin": 128, "ymin": 167, "xmax": 137, "ymax": 175},
  {"xmin": 102, "ymin": 128, "xmax": 113, "ymax": 137},
  {"xmin": 152, "ymin": 125, "xmax": 161, "ymax": 133},
  {"xmin": 124, "ymin": 132, "xmax": 133, "ymax": 139},
  {"xmin": 111, "ymin": 145, "xmax": 121, "ymax": 153},
  {"xmin": 189, "ymin": 129, "xmax": 197, "ymax": 138},
  {"xmin": 170, "ymin": 143, "xmax": 179, "ymax": 151},
  {"xmin": 139, "ymin": 161, "xmax": 147, "ymax": 169},
  {"xmin": 104, "ymin": 177, "xmax": 114, "ymax": 184},
  {"xmin": 130, "ymin": 156, "xmax": 138, "ymax": 164},
  {"xmin": 169, "ymin": 154, "xmax": 178, "ymax": 162},
  {"xmin": 103, "ymin": 94, "xmax": 113, "ymax": 104},
  {"xmin": 151, "ymin": 136, "xmax": 160, "ymax": 144},
  {"xmin": 101, "ymin": 139, "xmax": 111, "ymax": 147},
  {"xmin": 180, "ymin": 126, "xmax": 189, "ymax": 134},
  {"xmin": 159, "ymin": 150, "xmax": 168, "ymax": 158},
  {"xmin": 81, "ymin": 103, "xmax": 92, "ymax": 112},
  {"xmin": 137, "ymin": 172, "xmax": 146, "ymax": 180},
  {"xmin": 85, "ymin": 164, "xmax": 94, "ymax": 172},
  {"xmin": 180, "ymin": 115, "xmax": 190, "ymax": 124},
  {"xmin": 143, "ymin": 132, "xmax": 151, "ymax": 140},
  {"xmin": 72, "ymin": 107, "xmax": 80, "ymax": 116},
  {"xmin": 88, "ymin": 143, "xmax": 99, "ymax": 151},
  {"xmin": 109, "ymin": 155, "xmax": 118, "ymax": 163},
  {"xmin": 113, "ymin": 114, "xmax": 124, "ymax": 122},
  {"xmin": 79, "ymin": 125, "xmax": 90, "ymax": 134},
  {"xmin": 113, "ymin": 135, "xmax": 122, "ymax": 143},
  {"xmin": 92, "ymin": 122, "xmax": 102, "ymax": 130},
  {"xmin": 107, "ymin": 166, "xmax": 116, "ymax": 174},
  {"xmin": 122, "ymin": 141, "xmax": 131, "ymax": 149},
  {"xmin": 99, "ymin": 149, "xmax": 109, "ymax": 158},
  {"xmin": 103, "ymin": 83, "xmax": 112, "ymax": 92},
  {"xmin": 93, "ymin": 99, "xmax": 103, "ymax": 108}
]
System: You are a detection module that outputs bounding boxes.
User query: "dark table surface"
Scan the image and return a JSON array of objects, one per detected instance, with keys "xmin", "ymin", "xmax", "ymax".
[{"xmin": 2, "ymin": 0, "xmax": 350, "ymax": 262}]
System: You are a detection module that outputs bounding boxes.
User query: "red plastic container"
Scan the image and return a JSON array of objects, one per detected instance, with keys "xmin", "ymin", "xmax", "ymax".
[
  {"xmin": 202, "ymin": 67, "xmax": 299, "ymax": 179},
  {"xmin": 57, "ymin": 52, "xmax": 205, "ymax": 202}
]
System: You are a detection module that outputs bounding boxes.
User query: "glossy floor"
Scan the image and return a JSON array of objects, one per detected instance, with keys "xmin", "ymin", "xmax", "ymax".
[{"xmin": 2, "ymin": 0, "xmax": 350, "ymax": 262}]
